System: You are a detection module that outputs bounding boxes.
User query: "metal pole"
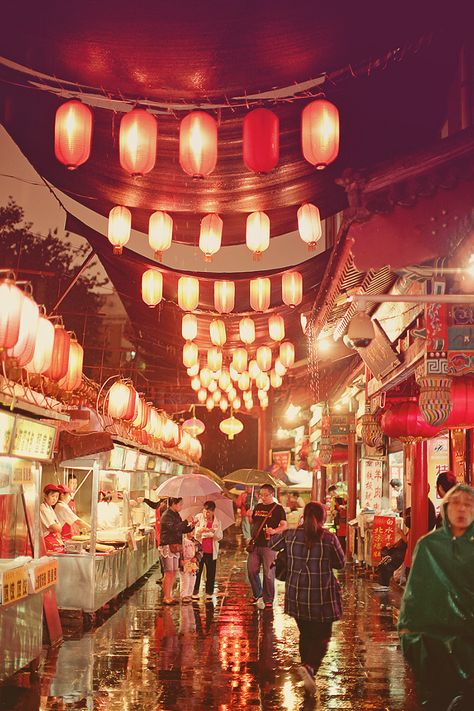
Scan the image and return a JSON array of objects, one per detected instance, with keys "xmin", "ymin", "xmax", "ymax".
[{"xmin": 49, "ymin": 249, "xmax": 96, "ymax": 315}]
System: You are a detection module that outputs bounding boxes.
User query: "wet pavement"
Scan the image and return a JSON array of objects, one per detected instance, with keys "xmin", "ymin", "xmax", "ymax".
[{"xmin": 0, "ymin": 532, "xmax": 421, "ymax": 711}]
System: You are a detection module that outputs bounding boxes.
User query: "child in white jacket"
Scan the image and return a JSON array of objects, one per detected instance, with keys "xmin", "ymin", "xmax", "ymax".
[{"xmin": 180, "ymin": 532, "xmax": 201, "ymax": 602}]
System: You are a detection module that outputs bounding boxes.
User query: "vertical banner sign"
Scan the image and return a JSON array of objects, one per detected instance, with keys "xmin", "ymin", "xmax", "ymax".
[
  {"xmin": 371, "ymin": 515, "xmax": 396, "ymax": 564},
  {"xmin": 361, "ymin": 459, "xmax": 384, "ymax": 512},
  {"xmin": 272, "ymin": 451, "xmax": 291, "ymax": 473}
]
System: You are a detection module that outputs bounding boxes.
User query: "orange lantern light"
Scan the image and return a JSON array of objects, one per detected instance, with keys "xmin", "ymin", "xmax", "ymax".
[
  {"xmin": 0, "ymin": 278, "xmax": 24, "ymax": 350},
  {"xmin": 182, "ymin": 314, "xmax": 198, "ymax": 341},
  {"xmin": 256, "ymin": 346, "xmax": 272, "ymax": 372},
  {"xmin": 246, "ymin": 211, "xmax": 270, "ymax": 260},
  {"xmin": 58, "ymin": 337, "xmax": 84, "ymax": 391},
  {"xmin": 270, "ymin": 369, "xmax": 283, "ymax": 388},
  {"xmin": 220, "ymin": 397, "xmax": 229, "ymax": 412},
  {"xmin": 282, "ymin": 271, "xmax": 303, "ymax": 308},
  {"xmin": 123, "ymin": 384, "xmax": 139, "ymax": 422},
  {"xmin": 232, "ymin": 348, "xmax": 248, "ymax": 373},
  {"xmin": 141, "ymin": 269, "xmax": 163, "ymax": 307},
  {"xmin": 210, "ymin": 319, "xmax": 226, "ymax": 347},
  {"xmin": 179, "ymin": 111, "xmax": 218, "ymax": 177},
  {"xmin": 233, "ymin": 396, "xmax": 241, "ymax": 410},
  {"xmin": 279, "ymin": 341, "xmax": 295, "ymax": 368},
  {"xmin": 258, "ymin": 388, "xmax": 267, "ymax": 401},
  {"xmin": 197, "ymin": 388, "xmax": 207, "ymax": 403},
  {"xmin": 245, "ymin": 399, "xmax": 254, "ymax": 411},
  {"xmin": 6, "ymin": 294, "xmax": 39, "ymax": 367},
  {"xmin": 243, "ymin": 389, "xmax": 253, "ymax": 402},
  {"xmin": 219, "ymin": 415, "xmax": 244, "ymax": 440},
  {"xmin": 239, "ymin": 316, "xmax": 255, "ymax": 344},
  {"xmin": 297, "ymin": 203, "xmax": 322, "ymax": 250},
  {"xmin": 108, "ymin": 206, "xmax": 131, "ymax": 255},
  {"xmin": 178, "ymin": 276, "xmax": 199, "ymax": 311},
  {"xmin": 133, "ymin": 397, "xmax": 149, "ymax": 430},
  {"xmin": 274, "ymin": 358, "xmax": 287, "ymax": 377},
  {"xmin": 243, "ymin": 108, "xmax": 279, "ymax": 173},
  {"xmin": 229, "ymin": 364, "xmax": 239, "ymax": 381},
  {"xmin": 206, "ymin": 397, "xmax": 215, "ymax": 411},
  {"xmin": 119, "ymin": 108, "xmax": 157, "ymax": 176},
  {"xmin": 249, "ymin": 359, "xmax": 260, "ymax": 380},
  {"xmin": 162, "ymin": 419, "xmax": 181, "ymax": 448},
  {"xmin": 250, "ymin": 277, "xmax": 271, "ymax": 312},
  {"xmin": 301, "ymin": 99, "xmax": 339, "ymax": 169},
  {"xmin": 208, "ymin": 379, "xmax": 218, "ymax": 393},
  {"xmin": 207, "ymin": 347, "xmax": 222, "ymax": 372},
  {"xmin": 199, "ymin": 367, "xmax": 212, "ymax": 389},
  {"xmin": 212, "ymin": 388, "xmax": 222, "ymax": 404},
  {"xmin": 107, "ymin": 381, "xmax": 132, "ymax": 419},
  {"xmin": 199, "ymin": 213, "xmax": 223, "ymax": 261},
  {"xmin": 148, "ymin": 211, "xmax": 173, "ymax": 259},
  {"xmin": 187, "ymin": 363, "xmax": 199, "ymax": 377},
  {"xmin": 45, "ymin": 325, "xmax": 71, "ymax": 382},
  {"xmin": 54, "ymin": 100, "xmax": 92, "ymax": 169},
  {"xmin": 268, "ymin": 314, "xmax": 285, "ymax": 342},
  {"xmin": 183, "ymin": 342, "xmax": 199, "ymax": 368},
  {"xmin": 228, "ymin": 386, "xmax": 237, "ymax": 402},
  {"xmin": 238, "ymin": 371, "xmax": 251, "ymax": 391},
  {"xmin": 191, "ymin": 376, "xmax": 201, "ymax": 392},
  {"xmin": 256, "ymin": 371, "xmax": 270, "ymax": 391},
  {"xmin": 219, "ymin": 368, "xmax": 231, "ymax": 392},
  {"xmin": 26, "ymin": 315, "xmax": 55, "ymax": 375},
  {"xmin": 214, "ymin": 280, "xmax": 235, "ymax": 314}
]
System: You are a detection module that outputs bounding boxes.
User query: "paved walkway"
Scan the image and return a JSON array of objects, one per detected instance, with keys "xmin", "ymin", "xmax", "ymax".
[{"xmin": 0, "ymin": 533, "xmax": 421, "ymax": 710}]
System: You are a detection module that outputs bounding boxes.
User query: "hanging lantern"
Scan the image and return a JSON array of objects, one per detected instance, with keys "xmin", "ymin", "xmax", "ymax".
[
  {"xmin": 107, "ymin": 381, "xmax": 132, "ymax": 419},
  {"xmin": 381, "ymin": 402, "xmax": 441, "ymax": 442},
  {"xmin": 219, "ymin": 415, "xmax": 244, "ymax": 440},
  {"xmin": 25, "ymin": 315, "xmax": 54, "ymax": 375},
  {"xmin": 228, "ymin": 386, "xmax": 237, "ymax": 402},
  {"xmin": 183, "ymin": 342, "xmax": 199, "ymax": 368},
  {"xmin": 199, "ymin": 213, "xmax": 223, "ymax": 261},
  {"xmin": 214, "ymin": 280, "xmax": 235, "ymax": 314},
  {"xmin": 297, "ymin": 203, "xmax": 322, "ymax": 250},
  {"xmin": 239, "ymin": 317, "xmax": 256, "ymax": 344},
  {"xmin": 119, "ymin": 108, "xmax": 157, "ymax": 176},
  {"xmin": 212, "ymin": 388, "xmax": 222, "ymax": 404},
  {"xmin": 162, "ymin": 419, "xmax": 181, "ymax": 448},
  {"xmin": 182, "ymin": 314, "xmax": 198, "ymax": 341},
  {"xmin": 249, "ymin": 359, "xmax": 260, "ymax": 380},
  {"xmin": 45, "ymin": 325, "xmax": 71, "ymax": 382},
  {"xmin": 268, "ymin": 314, "xmax": 285, "ymax": 342},
  {"xmin": 282, "ymin": 271, "xmax": 303, "ymax": 308},
  {"xmin": 146, "ymin": 408, "xmax": 164, "ymax": 439},
  {"xmin": 54, "ymin": 100, "xmax": 92, "ymax": 170},
  {"xmin": 318, "ymin": 435, "xmax": 333, "ymax": 465},
  {"xmin": 123, "ymin": 384, "xmax": 139, "ymax": 422},
  {"xmin": 207, "ymin": 347, "xmax": 222, "ymax": 372},
  {"xmin": 200, "ymin": 367, "xmax": 212, "ymax": 388},
  {"xmin": 179, "ymin": 111, "xmax": 217, "ymax": 177},
  {"xmin": 206, "ymin": 397, "xmax": 215, "ymax": 411},
  {"xmin": 232, "ymin": 348, "xmax": 248, "ymax": 373},
  {"xmin": 418, "ymin": 375, "xmax": 453, "ymax": 427},
  {"xmin": 178, "ymin": 276, "xmax": 199, "ymax": 311},
  {"xmin": 246, "ymin": 212, "xmax": 270, "ymax": 260},
  {"xmin": 274, "ymin": 358, "xmax": 287, "ymax": 377},
  {"xmin": 301, "ymin": 99, "xmax": 339, "ymax": 169},
  {"xmin": 187, "ymin": 363, "xmax": 199, "ymax": 377},
  {"xmin": 6, "ymin": 294, "xmax": 39, "ymax": 367},
  {"xmin": 256, "ymin": 371, "xmax": 270, "ymax": 391},
  {"xmin": 58, "ymin": 337, "xmax": 84, "ymax": 392},
  {"xmin": 360, "ymin": 405, "xmax": 384, "ymax": 448},
  {"xmin": 250, "ymin": 277, "xmax": 271, "ymax": 312},
  {"xmin": 279, "ymin": 341, "xmax": 295, "ymax": 368},
  {"xmin": 208, "ymin": 379, "xmax": 218, "ymax": 393},
  {"xmin": 270, "ymin": 370, "xmax": 283, "ymax": 388},
  {"xmin": 243, "ymin": 108, "xmax": 279, "ymax": 173},
  {"xmin": 182, "ymin": 416, "xmax": 205, "ymax": 437},
  {"xmin": 148, "ymin": 211, "xmax": 173, "ymax": 259},
  {"xmin": 197, "ymin": 388, "xmax": 207, "ymax": 403},
  {"xmin": 238, "ymin": 371, "xmax": 250, "ymax": 391},
  {"xmin": 229, "ymin": 364, "xmax": 239, "ymax": 381},
  {"xmin": 108, "ymin": 206, "xmax": 131, "ymax": 255},
  {"xmin": 256, "ymin": 346, "xmax": 272, "ymax": 372},
  {"xmin": 233, "ymin": 396, "xmax": 241, "ymax": 410},
  {"xmin": 210, "ymin": 319, "xmax": 226, "ymax": 347},
  {"xmin": 219, "ymin": 368, "xmax": 231, "ymax": 392},
  {"xmin": 141, "ymin": 269, "xmax": 163, "ymax": 307},
  {"xmin": 220, "ymin": 397, "xmax": 229, "ymax": 413},
  {"xmin": 257, "ymin": 388, "xmax": 267, "ymax": 401},
  {"xmin": 191, "ymin": 375, "xmax": 201, "ymax": 391},
  {"xmin": 133, "ymin": 397, "xmax": 149, "ymax": 430},
  {"xmin": 260, "ymin": 399, "xmax": 269, "ymax": 410},
  {"xmin": 245, "ymin": 399, "xmax": 254, "ymax": 411},
  {"xmin": 0, "ymin": 278, "xmax": 24, "ymax": 350}
]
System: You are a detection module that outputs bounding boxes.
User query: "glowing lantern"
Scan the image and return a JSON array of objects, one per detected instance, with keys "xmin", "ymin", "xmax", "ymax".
[
  {"xmin": 162, "ymin": 419, "xmax": 181, "ymax": 448},
  {"xmin": 233, "ymin": 397, "xmax": 241, "ymax": 410},
  {"xmin": 6, "ymin": 294, "xmax": 39, "ymax": 367},
  {"xmin": 183, "ymin": 342, "xmax": 199, "ymax": 368},
  {"xmin": 123, "ymin": 384, "xmax": 138, "ymax": 421},
  {"xmin": 229, "ymin": 364, "xmax": 239, "ymax": 381},
  {"xmin": 0, "ymin": 279, "xmax": 24, "ymax": 350},
  {"xmin": 179, "ymin": 111, "xmax": 217, "ymax": 177},
  {"xmin": 182, "ymin": 314, "xmax": 198, "ymax": 341},
  {"xmin": 238, "ymin": 371, "xmax": 250, "ymax": 391},
  {"xmin": 200, "ymin": 213, "xmax": 223, "ymax": 261},
  {"xmin": 260, "ymin": 399, "xmax": 268, "ymax": 410},
  {"xmin": 297, "ymin": 203, "xmax": 322, "ymax": 250},
  {"xmin": 256, "ymin": 346, "xmax": 272, "ymax": 372},
  {"xmin": 269, "ymin": 314, "xmax": 285, "ymax": 342},
  {"xmin": 232, "ymin": 348, "xmax": 248, "ymax": 373},
  {"xmin": 108, "ymin": 206, "xmax": 131, "ymax": 255},
  {"xmin": 206, "ymin": 397, "xmax": 215, "ymax": 411},
  {"xmin": 258, "ymin": 389, "xmax": 267, "ymax": 401},
  {"xmin": 246, "ymin": 211, "xmax": 270, "ymax": 259},
  {"xmin": 133, "ymin": 397, "xmax": 149, "ymax": 430},
  {"xmin": 210, "ymin": 319, "xmax": 226, "ymax": 347},
  {"xmin": 107, "ymin": 381, "xmax": 132, "ymax": 419},
  {"xmin": 191, "ymin": 376, "xmax": 201, "ymax": 391},
  {"xmin": 219, "ymin": 415, "xmax": 243, "ymax": 440},
  {"xmin": 239, "ymin": 317, "xmax": 256, "ymax": 344},
  {"xmin": 147, "ymin": 408, "xmax": 164, "ymax": 439},
  {"xmin": 220, "ymin": 397, "xmax": 229, "ymax": 412},
  {"xmin": 148, "ymin": 211, "xmax": 173, "ymax": 259},
  {"xmin": 178, "ymin": 276, "xmax": 199, "ymax": 311},
  {"xmin": 119, "ymin": 108, "xmax": 157, "ymax": 176},
  {"xmin": 212, "ymin": 388, "xmax": 222, "ymax": 404},
  {"xmin": 243, "ymin": 108, "xmax": 279, "ymax": 173},
  {"xmin": 250, "ymin": 277, "xmax": 271, "ymax": 312},
  {"xmin": 274, "ymin": 358, "xmax": 287, "ymax": 377},
  {"xmin": 197, "ymin": 388, "xmax": 207, "ymax": 403},
  {"xmin": 245, "ymin": 399, "xmax": 254, "ymax": 411},
  {"xmin": 208, "ymin": 379, "xmax": 217, "ymax": 393},
  {"xmin": 207, "ymin": 347, "xmax": 222, "ymax": 372},
  {"xmin": 270, "ymin": 370, "xmax": 283, "ymax": 388},
  {"xmin": 249, "ymin": 359, "xmax": 260, "ymax": 379},
  {"xmin": 301, "ymin": 99, "xmax": 339, "ymax": 169},
  {"xmin": 182, "ymin": 417, "xmax": 205, "ymax": 437},
  {"xmin": 45, "ymin": 325, "xmax": 71, "ymax": 382},
  {"xmin": 282, "ymin": 271, "xmax": 303, "ymax": 308},
  {"xmin": 58, "ymin": 337, "xmax": 83, "ymax": 391},
  {"xmin": 219, "ymin": 368, "xmax": 231, "ymax": 392},
  {"xmin": 243, "ymin": 389, "xmax": 253, "ymax": 402},
  {"xmin": 214, "ymin": 280, "xmax": 235, "ymax": 313},
  {"xmin": 54, "ymin": 100, "xmax": 92, "ymax": 169},
  {"xmin": 279, "ymin": 341, "xmax": 295, "ymax": 368},
  {"xmin": 26, "ymin": 315, "xmax": 54, "ymax": 374},
  {"xmin": 141, "ymin": 269, "xmax": 163, "ymax": 307},
  {"xmin": 256, "ymin": 371, "xmax": 270, "ymax": 391},
  {"xmin": 200, "ymin": 367, "xmax": 212, "ymax": 388},
  {"xmin": 228, "ymin": 386, "xmax": 237, "ymax": 402},
  {"xmin": 187, "ymin": 363, "xmax": 199, "ymax": 377}
]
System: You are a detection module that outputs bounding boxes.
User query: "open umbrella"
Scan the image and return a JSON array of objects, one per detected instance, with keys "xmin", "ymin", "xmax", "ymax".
[
  {"xmin": 180, "ymin": 492, "xmax": 235, "ymax": 531},
  {"xmin": 223, "ymin": 469, "xmax": 281, "ymax": 487},
  {"xmin": 155, "ymin": 473, "xmax": 222, "ymax": 498}
]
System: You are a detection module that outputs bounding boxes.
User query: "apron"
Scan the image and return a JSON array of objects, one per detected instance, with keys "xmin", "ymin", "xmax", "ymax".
[{"xmin": 44, "ymin": 531, "xmax": 65, "ymax": 554}]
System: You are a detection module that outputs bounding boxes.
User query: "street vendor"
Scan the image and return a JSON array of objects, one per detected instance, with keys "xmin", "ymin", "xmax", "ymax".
[
  {"xmin": 40, "ymin": 484, "xmax": 64, "ymax": 554},
  {"xmin": 97, "ymin": 491, "xmax": 122, "ymax": 530},
  {"xmin": 55, "ymin": 485, "xmax": 91, "ymax": 539}
]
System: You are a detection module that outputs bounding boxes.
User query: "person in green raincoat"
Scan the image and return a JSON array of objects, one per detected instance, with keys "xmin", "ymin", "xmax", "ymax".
[{"xmin": 398, "ymin": 484, "xmax": 474, "ymax": 711}]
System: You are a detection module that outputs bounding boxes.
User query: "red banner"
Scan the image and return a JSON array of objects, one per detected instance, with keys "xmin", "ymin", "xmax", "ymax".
[
  {"xmin": 370, "ymin": 515, "xmax": 397, "ymax": 564},
  {"xmin": 272, "ymin": 450, "xmax": 291, "ymax": 473}
]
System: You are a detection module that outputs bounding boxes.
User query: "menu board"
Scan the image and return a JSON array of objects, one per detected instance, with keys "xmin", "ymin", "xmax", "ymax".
[
  {"xmin": 124, "ymin": 449, "xmax": 139, "ymax": 471},
  {"xmin": 11, "ymin": 461, "xmax": 35, "ymax": 484},
  {"xmin": 137, "ymin": 453, "xmax": 148, "ymax": 471},
  {"xmin": 0, "ymin": 411, "xmax": 15, "ymax": 455},
  {"xmin": 11, "ymin": 416, "xmax": 56, "ymax": 461},
  {"xmin": 1, "ymin": 565, "xmax": 29, "ymax": 606},
  {"xmin": 361, "ymin": 458, "xmax": 384, "ymax": 512},
  {"xmin": 371, "ymin": 515, "xmax": 397, "ymax": 564},
  {"xmin": 30, "ymin": 559, "xmax": 58, "ymax": 593},
  {"xmin": 108, "ymin": 446, "xmax": 125, "ymax": 469}
]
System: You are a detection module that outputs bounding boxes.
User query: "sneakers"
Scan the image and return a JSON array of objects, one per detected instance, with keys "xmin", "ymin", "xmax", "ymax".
[
  {"xmin": 255, "ymin": 597, "xmax": 265, "ymax": 610},
  {"xmin": 296, "ymin": 664, "xmax": 317, "ymax": 694}
]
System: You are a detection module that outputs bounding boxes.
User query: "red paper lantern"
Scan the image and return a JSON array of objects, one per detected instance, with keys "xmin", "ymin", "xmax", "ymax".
[
  {"xmin": 250, "ymin": 277, "xmax": 271, "ymax": 312},
  {"xmin": 148, "ymin": 211, "xmax": 173, "ymax": 259},
  {"xmin": 199, "ymin": 213, "xmax": 223, "ymax": 261},
  {"xmin": 46, "ymin": 326, "xmax": 71, "ymax": 382},
  {"xmin": 178, "ymin": 276, "xmax": 199, "ymax": 311},
  {"xmin": 179, "ymin": 111, "xmax": 217, "ymax": 177},
  {"xmin": 445, "ymin": 377, "xmax": 474, "ymax": 427},
  {"xmin": 58, "ymin": 337, "xmax": 84, "ymax": 391},
  {"xmin": 123, "ymin": 384, "xmax": 139, "ymax": 422},
  {"xmin": 107, "ymin": 381, "xmax": 131, "ymax": 419},
  {"xmin": 246, "ymin": 211, "xmax": 270, "ymax": 260},
  {"xmin": 54, "ymin": 100, "xmax": 93, "ymax": 169},
  {"xmin": 301, "ymin": 99, "xmax": 339, "ymax": 169},
  {"xmin": 297, "ymin": 203, "xmax": 322, "ymax": 250},
  {"xmin": 6, "ymin": 294, "xmax": 39, "ymax": 367},
  {"xmin": 26, "ymin": 315, "xmax": 54, "ymax": 375},
  {"xmin": 243, "ymin": 108, "xmax": 279, "ymax": 173},
  {"xmin": 141, "ymin": 269, "xmax": 163, "ymax": 307},
  {"xmin": 282, "ymin": 271, "xmax": 303, "ymax": 308},
  {"xmin": 381, "ymin": 402, "xmax": 442, "ymax": 441},
  {"xmin": 108, "ymin": 206, "xmax": 131, "ymax": 254},
  {"xmin": 119, "ymin": 108, "xmax": 157, "ymax": 176},
  {"xmin": 0, "ymin": 279, "xmax": 24, "ymax": 350},
  {"xmin": 214, "ymin": 280, "xmax": 235, "ymax": 314},
  {"xmin": 256, "ymin": 346, "xmax": 272, "ymax": 372}
]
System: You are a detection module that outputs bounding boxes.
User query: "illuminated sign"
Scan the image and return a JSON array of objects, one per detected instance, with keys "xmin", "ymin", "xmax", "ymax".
[
  {"xmin": 108, "ymin": 446, "xmax": 125, "ymax": 469},
  {"xmin": 10, "ymin": 417, "xmax": 56, "ymax": 461}
]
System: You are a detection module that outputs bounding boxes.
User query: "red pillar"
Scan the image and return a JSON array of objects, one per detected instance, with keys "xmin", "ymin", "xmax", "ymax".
[
  {"xmin": 409, "ymin": 439, "xmax": 428, "ymax": 560},
  {"xmin": 347, "ymin": 425, "xmax": 357, "ymax": 558},
  {"xmin": 257, "ymin": 408, "xmax": 270, "ymax": 471},
  {"xmin": 319, "ymin": 465, "xmax": 327, "ymax": 502},
  {"xmin": 311, "ymin": 470, "xmax": 318, "ymax": 502}
]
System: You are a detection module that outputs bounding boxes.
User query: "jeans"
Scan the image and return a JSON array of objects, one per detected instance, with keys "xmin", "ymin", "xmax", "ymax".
[
  {"xmin": 193, "ymin": 553, "xmax": 217, "ymax": 595},
  {"xmin": 241, "ymin": 516, "xmax": 251, "ymax": 542},
  {"xmin": 295, "ymin": 619, "xmax": 333, "ymax": 672},
  {"xmin": 247, "ymin": 546, "xmax": 277, "ymax": 603}
]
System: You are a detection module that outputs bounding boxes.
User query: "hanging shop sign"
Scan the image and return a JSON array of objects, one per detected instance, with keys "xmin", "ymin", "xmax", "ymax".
[
  {"xmin": 370, "ymin": 515, "xmax": 397, "ymax": 564},
  {"xmin": 330, "ymin": 414, "xmax": 352, "ymax": 445},
  {"xmin": 272, "ymin": 450, "xmax": 291, "ymax": 473},
  {"xmin": 108, "ymin": 446, "xmax": 125, "ymax": 470},
  {"xmin": 29, "ymin": 559, "xmax": 58, "ymax": 594},
  {"xmin": 360, "ymin": 458, "xmax": 384, "ymax": 512},
  {"xmin": 11, "ymin": 460, "xmax": 35, "ymax": 485},
  {"xmin": 0, "ymin": 565, "xmax": 29, "ymax": 606},
  {"xmin": 10, "ymin": 416, "xmax": 56, "ymax": 461},
  {"xmin": 0, "ymin": 411, "xmax": 15, "ymax": 455},
  {"xmin": 355, "ymin": 321, "xmax": 400, "ymax": 380}
]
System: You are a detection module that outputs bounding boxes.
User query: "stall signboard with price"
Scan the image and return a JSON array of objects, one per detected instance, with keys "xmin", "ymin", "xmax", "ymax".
[
  {"xmin": 30, "ymin": 559, "xmax": 58, "ymax": 593},
  {"xmin": 10, "ymin": 417, "xmax": 56, "ymax": 461},
  {"xmin": 1, "ymin": 565, "xmax": 29, "ymax": 605},
  {"xmin": 0, "ymin": 411, "xmax": 15, "ymax": 454},
  {"xmin": 371, "ymin": 515, "xmax": 397, "ymax": 564},
  {"xmin": 361, "ymin": 459, "xmax": 384, "ymax": 512},
  {"xmin": 108, "ymin": 446, "xmax": 125, "ymax": 469}
]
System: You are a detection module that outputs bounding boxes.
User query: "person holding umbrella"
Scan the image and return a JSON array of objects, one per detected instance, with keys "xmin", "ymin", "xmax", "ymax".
[
  {"xmin": 192, "ymin": 500, "xmax": 224, "ymax": 599},
  {"xmin": 159, "ymin": 497, "xmax": 195, "ymax": 605}
]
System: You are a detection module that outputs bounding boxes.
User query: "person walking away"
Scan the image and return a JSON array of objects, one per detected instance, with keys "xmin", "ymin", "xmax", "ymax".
[
  {"xmin": 271, "ymin": 501, "xmax": 345, "ymax": 694},
  {"xmin": 398, "ymin": 484, "xmax": 474, "ymax": 711},
  {"xmin": 334, "ymin": 495, "xmax": 347, "ymax": 552},
  {"xmin": 193, "ymin": 500, "xmax": 223, "ymax": 599},
  {"xmin": 159, "ymin": 497, "xmax": 195, "ymax": 605},
  {"xmin": 247, "ymin": 484, "xmax": 287, "ymax": 610},
  {"xmin": 179, "ymin": 531, "xmax": 201, "ymax": 603}
]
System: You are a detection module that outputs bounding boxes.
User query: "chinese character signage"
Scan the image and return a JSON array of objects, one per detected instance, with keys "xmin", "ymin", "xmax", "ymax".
[
  {"xmin": 30, "ymin": 559, "xmax": 58, "ymax": 593},
  {"xmin": 272, "ymin": 451, "xmax": 291, "ymax": 473},
  {"xmin": 371, "ymin": 515, "xmax": 396, "ymax": 564},
  {"xmin": 11, "ymin": 417, "xmax": 56, "ymax": 461},
  {"xmin": 0, "ymin": 411, "xmax": 15, "ymax": 455},
  {"xmin": 361, "ymin": 459, "xmax": 384, "ymax": 512},
  {"xmin": 1, "ymin": 565, "xmax": 29, "ymax": 605}
]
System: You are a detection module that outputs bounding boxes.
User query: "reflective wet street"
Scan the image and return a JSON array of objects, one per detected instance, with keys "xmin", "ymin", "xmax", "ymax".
[{"xmin": 0, "ymin": 534, "xmax": 421, "ymax": 711}]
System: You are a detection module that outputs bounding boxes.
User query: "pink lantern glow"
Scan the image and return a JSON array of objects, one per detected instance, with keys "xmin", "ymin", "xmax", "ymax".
[
  {"xmin": 214, "ymin": 280, "xmax": 235, "ymax": 314},
  {"xmin": 282, "ymin": 271, "xmax": 303, "ymax": 308},
  {"xmin": 6, "ymin": 294, "xmax": 39, "ymax": 367},
  {"xmin": 250, "ymin": 277, "xmax": 271, "ymax": 312},
  {"xmin": 297, "ymin": 203, "xmax": 322, "ymax": 250},
  {"xmin": 246, "ymin": 211, "xmax": 270, "ymax": 260},
  {"xmin": 179, "ymin": 111, "xmax": 217, "ymax": 177},
  {"xmin": 199, "ymin": 213, "xmax": 223, "ymax": 261},
  {"xmin": 54, "ymin": 100, "xmax": 92, "ymax": 169},
  {"xmin": 58, "ymin": 337, "xmax": 84, "ymax": 391},
  {"xmin": 0, "ymin": 279, "xmax": 24, "ymax": 350},
  {"xmin": 45, "ymin": 325, "xmax": 71, "ymax": 382},
  {"xmin": 148, "ymin": 211, "xmax": 173, "ymax": 258},
  {"xmin": 108, "ymin": 381, "xmax": 132, "ymax": 419},
  {"xmin": 26, "ymin": 315, "xmax": 54, "ymax": 375},
  {"xmin": 119, "ymin": 108, "xmax": 157, "ymax": 176},
  {"xmin": 108, "ymin": 206, "xmax": 131, "ymax": 255},
  {"xmin": 301, "ymin": 99, "xmax": 339, "ymax": 169}
]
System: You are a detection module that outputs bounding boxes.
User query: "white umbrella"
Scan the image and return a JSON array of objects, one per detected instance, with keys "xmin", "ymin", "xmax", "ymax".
[
  {"xmin": 154, "ymin": 473, "xmax": 222, "ymax": 499},
  {"xmin": 180, "ymin": 492, "xmax": 235, "ymax": 531}
]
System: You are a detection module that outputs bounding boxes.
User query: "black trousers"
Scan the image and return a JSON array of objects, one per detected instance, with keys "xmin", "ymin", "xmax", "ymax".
[
  {"xmin": 193, "ymin": 553, "xmax": 216, "ymax": 595},
  {"xmin": 295, "ymin": 619, "xmax": 333, "ymax": 672}
]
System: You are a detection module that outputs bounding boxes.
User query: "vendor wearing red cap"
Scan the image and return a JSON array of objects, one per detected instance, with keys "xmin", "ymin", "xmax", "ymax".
[
  {"xmin": 55, "ymin": 485, "xmax": 91, "ymax": 539},
  {"xmin": 40, "ymin": 484, "xmax": 64, "ymax": 554}
]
